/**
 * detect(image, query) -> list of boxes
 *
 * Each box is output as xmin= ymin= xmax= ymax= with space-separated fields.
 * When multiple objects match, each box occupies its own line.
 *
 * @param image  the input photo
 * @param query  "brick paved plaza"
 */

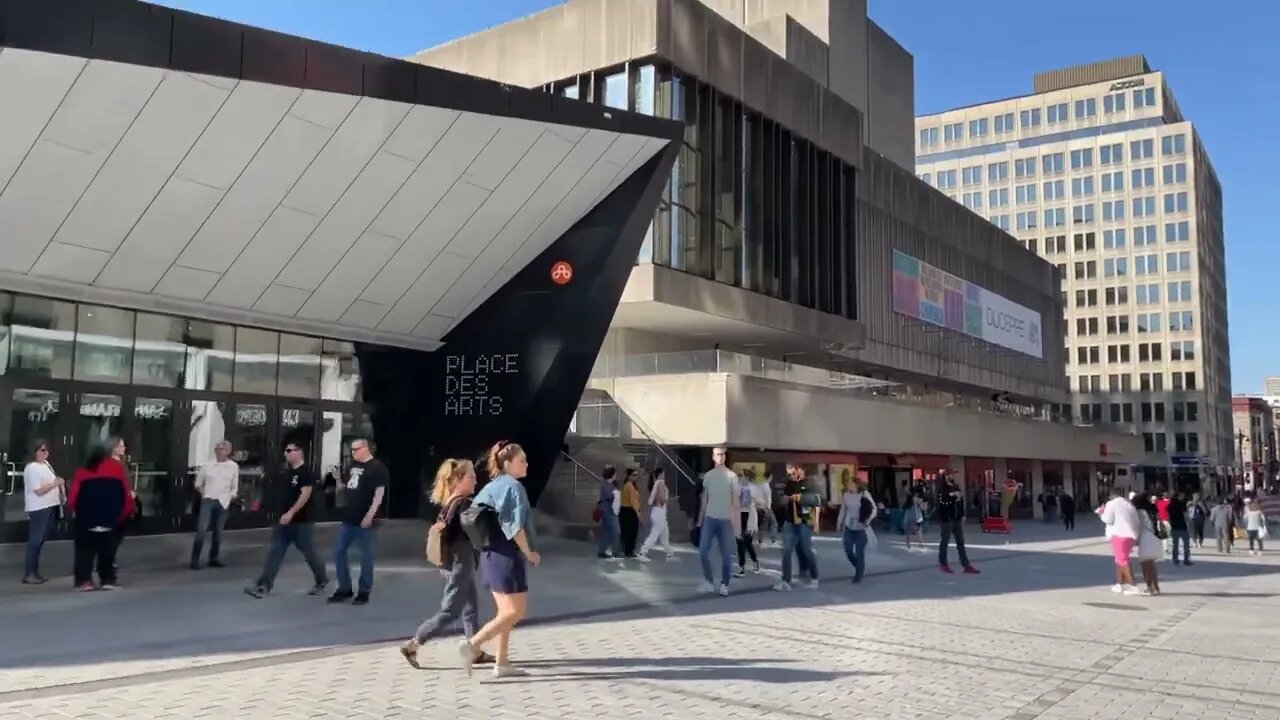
xmin=1 ymin=521 xmax=1278 ymax=720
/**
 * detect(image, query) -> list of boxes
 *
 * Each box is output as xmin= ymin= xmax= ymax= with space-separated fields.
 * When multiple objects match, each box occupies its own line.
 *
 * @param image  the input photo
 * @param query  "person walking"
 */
xmin=1060 ymin=491 xmax=1076 ymax=531
xmin=21 ymin=440 xmax=64 ymax=585
xmin=1133 ymin=495 xmax=1162 ymax=595
xmin=190 ymin=440 xmax=239 ymax=570
xmin=1210 ymin=498 xmax=1234 ymax=553
xmin=1243 ymin=499 xmax=1268 ymax=555
xmin=698 ymin=447 xmax=739 ymax=596
xmin=458 ymin=441 xmax=540 ymax=680
xmin=244 ymin=443 xmax=328 ymax=598
xmin=1098 ymin=487 xmax=1141 ymax=595
xmin=937 ymin=473 xmax=979 ymax=575
xmin=68 ymin=439 xmax=135 ymax=591
xmin=902 ymin=493 xmax=925 ymax=552
xmin=837 ymin=476 xmax=877 ymax=584
xmin=618 ymin=469 xmax=642 ymax=558
xmin=734 ymin=471 xmax=761 ymax=577
xmin=636 ymin=467 xmax=675 ymax=561
xmin=400 ymin=459 xmax=494 ymax=669
xmin=328 ymin=437 xmax=387 ymax=605
xmin=772 ymin=464 xmax=821 ymax=592
xmin=1167 ymin=491 xmax=1192 ymax=566
xmin=595 ymin=466 xmax=620 ymax=559
xmin=1188 ymin=493 xmax=1208 ymax=548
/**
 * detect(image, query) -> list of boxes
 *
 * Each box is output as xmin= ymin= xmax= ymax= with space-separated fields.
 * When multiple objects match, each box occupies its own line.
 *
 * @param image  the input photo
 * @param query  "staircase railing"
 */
xmin=606 ymin=391 xmax=700 ymax=496
xmin=559 ymin=448 xmax=604 ymax=497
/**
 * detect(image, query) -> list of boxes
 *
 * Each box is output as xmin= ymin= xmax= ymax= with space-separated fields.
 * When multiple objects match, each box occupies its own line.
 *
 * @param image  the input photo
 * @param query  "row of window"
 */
xmin=1069 ymin=251 xmax=1194 ymax=280
xmin=1071 ymin=366 xmax=1200 ymax=391
xmin=1073 ymin=313 xmax=1189 ymax=336
xmin=1007 ymin=196 xmax=1191 ymax=230
xmin=1076 ymin=397 xmax=1200 ymax=423
xmin=0 ymin=294 xmax=362 ymax=400
xmin=918 ymin=87 xmax=1165 ymax=148
xmin=929 ymin=149 xmax=1187 ymax=189
xmin=1072 ymin=342 xmax=1197 ymax=365
xmin=1025 ymin=225 xmax=1192 ymax=257
xmin=1072 ymin=282 xmax=1194 ymax=308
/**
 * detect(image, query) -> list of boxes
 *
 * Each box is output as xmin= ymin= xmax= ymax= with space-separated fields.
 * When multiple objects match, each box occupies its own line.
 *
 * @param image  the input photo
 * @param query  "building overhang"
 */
xmin=0 ymin=1 xmax=676 ymax=352
xmin=615 ymin=263 xmax=867 ymax=358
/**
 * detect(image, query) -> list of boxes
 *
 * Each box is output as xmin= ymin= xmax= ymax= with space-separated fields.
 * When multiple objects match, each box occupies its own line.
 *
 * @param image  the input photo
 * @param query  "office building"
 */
xmin=0 ymin=1 xmax=677 ymax=543
xmin=417 ymin=0 xmax=1141 ymax=525
xmin=1265 ymin=377 xmax=1280 ymax=396
xmin=1233 ymin=396 xmax=1275 ymax=493
xmin=916 ymin=56 xmax=1231 ymax=491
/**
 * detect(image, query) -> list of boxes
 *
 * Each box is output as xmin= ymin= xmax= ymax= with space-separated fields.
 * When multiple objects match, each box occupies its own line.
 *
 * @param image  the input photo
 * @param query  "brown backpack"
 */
xmin=426 ymin=496 xmax=467 ymax=567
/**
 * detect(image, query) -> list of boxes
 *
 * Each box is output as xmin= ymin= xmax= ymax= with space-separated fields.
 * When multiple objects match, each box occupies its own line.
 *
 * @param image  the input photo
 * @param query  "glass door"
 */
xmin=224 ymin=400 xmax=273 ymax=530
xmin=317 ymin=409 xmax=377 ymax=522
xmin=121 ymin=393 xmax=185 ymax=534
xmin=0 ymin=385 xmax=73 ymax=544
xmin=278 ymin=405 xmax=318 ymax=522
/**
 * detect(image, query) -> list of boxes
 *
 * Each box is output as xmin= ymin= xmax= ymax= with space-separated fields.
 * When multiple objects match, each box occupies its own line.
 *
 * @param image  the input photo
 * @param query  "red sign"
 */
xmin=1099 ymin=442 xmax=1108 ymax=457
xmin=550 ymin=261 xmax=573 ymax=285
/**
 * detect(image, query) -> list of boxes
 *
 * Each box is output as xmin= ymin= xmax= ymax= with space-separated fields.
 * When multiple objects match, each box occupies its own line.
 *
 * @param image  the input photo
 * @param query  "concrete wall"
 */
xmin=607 ymin=373 xmax=1142 ymax=462
xmin=865 ymin=21 xmax=914 ymax=170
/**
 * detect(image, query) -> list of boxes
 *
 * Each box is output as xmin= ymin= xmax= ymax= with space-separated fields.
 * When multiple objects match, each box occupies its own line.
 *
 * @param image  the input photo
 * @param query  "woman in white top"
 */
xmin=22 ymin=439 xmax=64 ymax=584
xmin=1243 ymin=500 xmax=1268 ymax=555
xmin=637 ymin=468 xmax=675 ymax=561
xmin=734 ymin=474 xmax=763 ymax=576
xmin=1098 ymin=487 xmax=1142 ymax=595
xmin=1132 ymin=495 xmax=1162 ymax=596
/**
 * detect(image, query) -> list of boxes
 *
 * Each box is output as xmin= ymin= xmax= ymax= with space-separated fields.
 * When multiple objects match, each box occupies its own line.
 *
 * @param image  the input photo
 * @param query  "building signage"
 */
xmin=444 ymin=353 xmax=520 ymax=416
xmin=890 ymin=250 xmax=1043 ymax=358
xmin=1109 ymin=78 xmax=1145 ymax=91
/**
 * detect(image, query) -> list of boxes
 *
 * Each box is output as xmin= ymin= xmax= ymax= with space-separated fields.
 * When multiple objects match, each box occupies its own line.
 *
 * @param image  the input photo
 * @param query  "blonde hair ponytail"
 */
xmin=430 ymin=459 xmax=474 ymax=505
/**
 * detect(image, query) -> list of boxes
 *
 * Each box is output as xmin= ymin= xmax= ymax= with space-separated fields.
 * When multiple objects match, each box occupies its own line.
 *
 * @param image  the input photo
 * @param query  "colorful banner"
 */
xmin=891 ymin=250 xmax=1043 ymax=359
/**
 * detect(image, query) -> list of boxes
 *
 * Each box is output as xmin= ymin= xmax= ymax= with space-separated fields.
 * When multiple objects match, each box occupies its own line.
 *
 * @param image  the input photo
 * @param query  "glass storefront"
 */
xmin=0 ymin=291 xmax=370 ymax=543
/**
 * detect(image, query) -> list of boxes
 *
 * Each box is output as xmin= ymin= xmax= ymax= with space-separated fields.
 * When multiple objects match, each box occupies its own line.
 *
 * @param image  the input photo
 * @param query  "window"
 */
xmin=1077 ymin=317 xmax=1099 ymax=336
xmin=1044 ymin=207 xmax=1066 ymax=227
xmin=1099 ymin=143 xmax=1123 ymax=165
xmin=1104 ymin=228 xmax=1126 ymax=248
xmin=601 ymin=70 xmax=629 ymax=109
xmin=1133 ymin=224 xmax=1158 ymax=246
xmin=1071 ymin=176 xmax=1095 ymax=197
xmin=1105 ymin=286 xmax=1129 ymax=306
xmin=1020 ymin=108 xmax=1042 ymax=128
xmin=1133 ymin=87 xmax=1157 ymax=108
xmin=962 ymin=165 xmax=982 ymax=185
xmin=635 ymin=65 xmax=656 ymax=115
xmin=1045 ymin=235 xmax=1067 ymax=254
xmin=1075 ymin=289 xmax=1098 ymax=308
xmin=994 ymin=112 xmax=1015 ymax=133
xmin=944 ymin=122 xmax=964 ymax=142
xmin=937 ymin=170 xmax=957 ymax=188
xmin=919 ymin=127 xmax=940 ymax=147
xmin=1132 ymin=196 xmax=1157 ymax=217
xmin=1015 ymin=157 xmax=1037 ymax=178
xmin=1167 ymin=280 xmax=1193 ymax=301
xmin=1042 ymin=152 xmax=1065 ymax=174
xmin=1163 ymin=192 xmax=1189 ymax=213
xmin=1073 ymin=232 xmax=1096 ymax=251
xmin=1076 ymin=345 xmax=1100 ymax=364
xmin=1161 ymin=134 xmax=1187 ymax=156
xmin=1016 ymin=211 xmax=1038 ymax=231
xmin=1107 ymin=344 xmax=1131 ymax=363
xmin=1130 ymin=139 xmax=1155 ymax=160
xmin=1169 ymin=311 xmax=1194 ymax=332
xmin=1043 ymin=179 xmax=1066 ymax=200
xmin=1104 ymin=93 xmax=1127 ymax=113
xmin=1166 ymin=251 xmax=1192 ymax=272
xmin=1070 ymin=148 xmax=1094 ymax=170
xmin=1136 ymin=312 xmax=1162 ymax=333
xmin=961 ymin=191 xmax=983 ymax=210
xmin=1162 ymin=163 xmax=1187 ymax=184
xmin=988 ymin=188 xmax=1009 ymax=207
xmin=1074 ymin=261 xmax=1097 ymax=280
xmin=1104 ymin=257 xmax=1128 ymax=277
xmin=1172 ymin=371 xmax=1198 ymax=391
xmin=1106 ymin=314 xmax=1130 ymax=334
xmin=1138 ymin=342 xmax=1163 ymax=362
xmin=278 ymin=334 xmax=322 ymax=398
xmin=1131 ymin=167 xmax=1156 ymax=188
xmin=1139 ymin=372 xmax=1165 ymax=392
xmin=1136 ymin=283 xmax=1160 ymax=305
xmin=1170 ymin=340 xmax=1195 ymax=361
xmin=989 ymin=214 xmax=1011 ymax=231
xmin=1141 ymin=402 xmax=1166 ymax=423
xmin=1073 ymin=98 xmax=1097 ymax=119
xmin=1102 ymin=200 xmax=1125 ymax=221
xmin=1134 ymin=253 xmax=1159 ymax=275
xmin=988 ymin=161 xmax=1009 ymax=182
xmin=1101 ymin=171 xmax=1124 ymax=193
xmin=1186 ymin=401 xmax=1200 ymax=422
xmin=1164 ymin=221 xmax=1190 ymax=243
xmin=920 ymin=172 xmax=933 ymax=185
xmin=1072 ymin=204 xmax=1095 ymax=224
xmin=1016 ymin=184 xmax=1038 ymax=204
xmin=1047 ymin=103 xmax=1069 ymax=124
xmin=969 ymin=118 xmax=989 ymax=137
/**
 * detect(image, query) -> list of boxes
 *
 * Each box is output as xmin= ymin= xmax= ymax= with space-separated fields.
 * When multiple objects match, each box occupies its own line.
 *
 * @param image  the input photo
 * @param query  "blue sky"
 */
xmin=158 ymin=0 xmax=1276 ymax=393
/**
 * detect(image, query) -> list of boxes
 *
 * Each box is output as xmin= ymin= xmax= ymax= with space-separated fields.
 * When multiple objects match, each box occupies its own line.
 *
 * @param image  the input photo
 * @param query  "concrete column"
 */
xmin=948 ymin=456 xmax=966 ymax=491
xmin=1062 ymin=462 xmax=1074 ymax=496
xmin=1031 ymin=460 xmax=1045 ymax=520
xmin=1088 ymin=463 xmax=1099 ymax=505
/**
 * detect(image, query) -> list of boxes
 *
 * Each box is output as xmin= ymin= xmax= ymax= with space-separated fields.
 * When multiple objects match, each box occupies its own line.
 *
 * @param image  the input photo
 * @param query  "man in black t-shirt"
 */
xmin=329 ymin=438 xmax=387 ymax=605
xmin=245 ymin=443 xmax=329 ymax=598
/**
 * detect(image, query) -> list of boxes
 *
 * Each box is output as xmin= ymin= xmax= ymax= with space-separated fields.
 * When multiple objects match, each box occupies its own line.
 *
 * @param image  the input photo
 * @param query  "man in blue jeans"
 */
xmin=774 ymin=464 xmax=821 ymax=591
xmin=698 ymin=447 xmax=740 ymax=596
xmin=596 ymin=465 xmax=621 ymax=559
xmin=328 ymin=438 xmax=386 ymax=606
xmin=245 ymin=443 xmax=329 ymax=598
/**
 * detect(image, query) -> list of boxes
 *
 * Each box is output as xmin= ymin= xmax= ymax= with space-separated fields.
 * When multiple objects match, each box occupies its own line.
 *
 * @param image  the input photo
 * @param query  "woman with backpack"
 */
xmin=400 ymin=459 xmax=494 ymax=669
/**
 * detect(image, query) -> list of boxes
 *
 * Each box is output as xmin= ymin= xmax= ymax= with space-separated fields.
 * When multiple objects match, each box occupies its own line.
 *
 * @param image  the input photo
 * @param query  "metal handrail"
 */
xmin=559 ymin=450 xmax=604 ymax=483
xmin=608 ymin=392 xmax=699 ymax=492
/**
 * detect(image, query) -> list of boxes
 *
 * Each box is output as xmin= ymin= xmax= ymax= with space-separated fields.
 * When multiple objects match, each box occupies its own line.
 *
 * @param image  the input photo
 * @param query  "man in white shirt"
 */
xmin=698 ymin=447 xmax=740 ymax=596
xmin=191 ymin=440 xmax=239 ymax=569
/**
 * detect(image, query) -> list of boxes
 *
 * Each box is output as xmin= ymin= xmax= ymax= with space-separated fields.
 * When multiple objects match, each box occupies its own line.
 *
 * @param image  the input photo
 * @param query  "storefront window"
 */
xmin=634 ymin=65 xmax=655 ymax=116
xmin=74 ymin=304 xmax=135 ymax=384
xmin=183 ymin=321 xmax=235 ymax=392
xmin=320 ymin=340 xmax=361 ymax=402
xmin=7 ymin=295 xmax=75 ymax=379
xmin=278 ymin=334 xmax=322 ymax=399
xmin=0 ymin=293 xmax=11 ymax=376
xmin=233 ymin=328 xmax=279 ymax=396
xmin=601 ymin=69 xmax=628 ymax=110
xmin=133 ymin=312 xmax=188 ymax=388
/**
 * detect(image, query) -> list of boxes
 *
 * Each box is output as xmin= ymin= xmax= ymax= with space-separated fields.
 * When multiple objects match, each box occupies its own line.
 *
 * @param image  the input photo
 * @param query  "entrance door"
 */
xmin=278 ymin=405 xmax=319 ymax=521
xmin=0 ymin=386 xmax=72 ymax=544
xmin=223 ymin=400 xmax=273 ymax=531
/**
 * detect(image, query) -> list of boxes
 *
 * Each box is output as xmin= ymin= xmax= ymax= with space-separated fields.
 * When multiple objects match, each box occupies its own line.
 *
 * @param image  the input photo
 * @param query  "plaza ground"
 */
xmin=1 ymin=519 xmax=1278 ymax=719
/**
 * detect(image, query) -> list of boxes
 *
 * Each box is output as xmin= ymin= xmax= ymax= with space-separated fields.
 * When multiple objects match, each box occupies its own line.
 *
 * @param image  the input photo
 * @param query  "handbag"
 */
xmin=425 ymin=521 xmax=450 ymax=567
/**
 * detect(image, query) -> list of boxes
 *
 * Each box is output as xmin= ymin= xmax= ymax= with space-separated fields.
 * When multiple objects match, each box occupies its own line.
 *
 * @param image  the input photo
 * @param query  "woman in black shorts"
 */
xmin=458 ymin=441 xmax=540 ymax=679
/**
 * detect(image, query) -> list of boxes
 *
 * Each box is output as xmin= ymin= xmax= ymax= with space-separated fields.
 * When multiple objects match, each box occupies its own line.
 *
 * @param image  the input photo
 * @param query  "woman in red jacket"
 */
xmin=68 ymin=438 xmax=135 ymax=590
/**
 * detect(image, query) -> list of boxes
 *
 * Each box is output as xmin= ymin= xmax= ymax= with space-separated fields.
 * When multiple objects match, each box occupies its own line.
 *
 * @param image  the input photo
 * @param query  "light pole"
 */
xmin=1236 ymin=430 xmax=1247 ymax=490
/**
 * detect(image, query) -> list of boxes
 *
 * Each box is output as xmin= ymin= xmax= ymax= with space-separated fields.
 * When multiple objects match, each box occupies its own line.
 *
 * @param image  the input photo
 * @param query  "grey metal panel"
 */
xmin=1033 ymin=55 xmax=1151 ymax=93
xmin=705 ymin=5 xmax=744 ymax=99
xmin=739 ymin=30 xmax=773 ymax=112
xmin=667 ymin=0 xmax=709 ymax=80
xmin=784 ymin=16 xmax=828 ymax=86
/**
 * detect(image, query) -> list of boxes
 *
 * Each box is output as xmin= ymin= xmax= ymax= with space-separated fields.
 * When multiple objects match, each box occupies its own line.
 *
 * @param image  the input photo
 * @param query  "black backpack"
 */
xmin=858 ymin=495 xmax=875 ymax=523
xmin=459 ymin=502 xmax=496 ymax=548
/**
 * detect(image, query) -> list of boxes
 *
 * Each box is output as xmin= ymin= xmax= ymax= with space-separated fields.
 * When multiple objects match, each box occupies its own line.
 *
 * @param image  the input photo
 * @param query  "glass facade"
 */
xmin=550 ymin=63 xmax=858 ymax=320
xmin=0 ymin=291 xmax=370 ymax=543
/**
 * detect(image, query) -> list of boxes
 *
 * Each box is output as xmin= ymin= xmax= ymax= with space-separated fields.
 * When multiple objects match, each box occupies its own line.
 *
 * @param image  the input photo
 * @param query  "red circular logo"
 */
xmin=550 ymin=261 xmax=573 ymax=285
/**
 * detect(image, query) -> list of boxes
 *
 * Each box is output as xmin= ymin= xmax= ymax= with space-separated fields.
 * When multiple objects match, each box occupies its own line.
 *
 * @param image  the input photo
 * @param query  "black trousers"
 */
xmin=1063 ymin=512 xmax=1075 ymax=530
xmin=737 ymin=511 xmax=758 ymax=567
xmin=74 ymin=525 xmax=118 ymax=586
xmin=619 ymin=507 xmax=640 ymax=557
xmin=938 ymin=519 xmax=971 ymax=568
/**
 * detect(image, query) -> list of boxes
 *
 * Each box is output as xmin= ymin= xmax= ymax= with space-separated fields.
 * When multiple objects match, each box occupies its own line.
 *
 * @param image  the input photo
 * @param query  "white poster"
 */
xmin=978 ymin=288 xmax=1044 ymax=358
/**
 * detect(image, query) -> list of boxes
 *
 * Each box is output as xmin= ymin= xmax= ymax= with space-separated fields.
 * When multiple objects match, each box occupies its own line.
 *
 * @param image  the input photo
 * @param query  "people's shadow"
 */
xmin=457 ymin=656 xmax=881 ymax=684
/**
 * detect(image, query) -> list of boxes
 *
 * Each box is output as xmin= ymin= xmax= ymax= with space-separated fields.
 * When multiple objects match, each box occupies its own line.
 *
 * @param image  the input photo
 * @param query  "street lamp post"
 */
xmin=1236 ymin=430 xmax=1247 ymax=491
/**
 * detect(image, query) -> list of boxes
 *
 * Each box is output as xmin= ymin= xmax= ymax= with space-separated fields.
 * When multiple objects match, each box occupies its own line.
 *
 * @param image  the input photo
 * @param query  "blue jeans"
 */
xmin=256 ymin=523 xmax=328 ymax=590
xmin=698 ymin=517 xmax=734 ymax=586
xmin=334 ymin=523 xmax=375 ymax=594
xmin=781 ymin=523 xmax=818 ymax=584
xmin=1170 ymin=528 xmax=1191 ymax=563
xmin=25 ymin=506 xmax=58 ymax=577
xmin=597 ymin=511 xmax=619 ymax=554
xmin=415 ymin=544 xmax=480 ymax=643
xmin=191 ymin=498 xmax=228 ymax=566
xmin=842 ymin=527 xmax=868 ymax=582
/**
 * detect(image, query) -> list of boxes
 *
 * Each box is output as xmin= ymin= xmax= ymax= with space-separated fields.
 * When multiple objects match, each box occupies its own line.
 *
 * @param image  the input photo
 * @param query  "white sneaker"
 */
xmin=752 ymin=562 xmax=762 ymax=574
xmin=772 ymin=581 xmax=792 ymax=592
xmin=491 ymin=665 xmax=529 ymax=679
xmin=457 ymin=639 xmax=474 ymax=677
xmin=1110 ymin=584 xmax=1124 ymax=593
xmin=665 ymin=553 xmax=677 ymax=561
xmin=698 ymin=581 xmax=716 ymax=593
xmin=718 ymin=583 xmax=730 ymax=596
xmin=635 ymin=554 xmax=651 ymax=563
xmin=807 ymin=579 xmax=820 ymax=590
xmin=1123 ymin=586 xmax=1148 ymax=596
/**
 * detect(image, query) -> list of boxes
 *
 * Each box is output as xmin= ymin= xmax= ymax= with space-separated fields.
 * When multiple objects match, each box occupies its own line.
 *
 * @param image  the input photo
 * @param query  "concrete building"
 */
xmin=0 ymin=1 xmax=677 ymax=543
xmin=1234 ymin=396 xmax=1276 ymax=493
xmin=416 ymin=0 xmax=1141 ymax=527
xmin=916 ymin=56 xmax=1231 ymax=492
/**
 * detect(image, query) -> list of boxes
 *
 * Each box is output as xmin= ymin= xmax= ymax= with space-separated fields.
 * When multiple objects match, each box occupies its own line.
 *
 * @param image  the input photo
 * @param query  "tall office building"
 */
xmin=916 ymin=56 xmax=1231 ymax=489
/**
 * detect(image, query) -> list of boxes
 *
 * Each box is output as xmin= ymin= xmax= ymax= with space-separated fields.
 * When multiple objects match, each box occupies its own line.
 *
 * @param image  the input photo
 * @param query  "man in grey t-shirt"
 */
xmin=698 ymin=447 xmax=740 ymax=595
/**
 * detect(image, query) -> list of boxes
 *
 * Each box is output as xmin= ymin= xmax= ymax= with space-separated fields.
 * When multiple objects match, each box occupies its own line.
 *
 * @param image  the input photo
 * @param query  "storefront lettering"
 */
xmin=444 ymin=353 xmax=520 ymax=417
xmin=1108 ymin=78 xmax=1145 ymax=91
xmin=984 ymin=307 xmax=1027 ymax=338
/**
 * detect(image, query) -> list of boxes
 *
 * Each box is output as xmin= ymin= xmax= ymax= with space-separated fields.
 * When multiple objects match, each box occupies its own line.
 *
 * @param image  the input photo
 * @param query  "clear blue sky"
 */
xmin=159 ymin=0 xmax=1276 ymax=393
